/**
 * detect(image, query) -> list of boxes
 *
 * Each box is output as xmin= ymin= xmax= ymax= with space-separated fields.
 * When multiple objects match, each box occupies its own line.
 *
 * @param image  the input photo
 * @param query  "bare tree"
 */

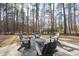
xmin=62 ymin=3 xmax=67 ymax=34
xmin=36 ymin=3 xmax=39 ymax=32
xmin=26 ymin=4 xmax=29 ymax=34
xmin=5 ymin=3 xmax=9 ymax=34
xmin=52 ymin=3 xmax=55 ymax=34
xmin=21 ymin=3 xmax=24 ymax=33
xmin=15 ymin=4 xmax=19 ymax=33
xmin=31 ymin=4 xmax=35 ymax=33
xmin=73 ymin=3 xmax=77 ymax=34
xmin=0 ymin=4 xmax=1 ymax=33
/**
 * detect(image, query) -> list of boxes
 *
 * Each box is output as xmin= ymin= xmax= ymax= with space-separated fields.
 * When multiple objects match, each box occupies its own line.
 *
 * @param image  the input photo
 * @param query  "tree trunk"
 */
xmin=16 ymin=4 xmax=19 ymax=33
xmin=0 ymin=4 xmax=1 ymax=33
xmin=52 ymin=3 xmax=54 ymax=34
xmin=32 ymin=5 xmax=35 ymax=33
xmin=73 ymin=3 xmax=77 ymax=34
xmin=12 ymin=4 xmax=15 ymax=34
xmin=27 ymin=4 xmax=29 ymax=34
xmin=62 ymin=3 xmax=67 ymax=34
xmin=68 ymin=3 xmax=72 ymax=34
xmin=21 ymin=3 xmax=24 ymax=34
xmin=6 ymin=3 xmax=9 ymax=34
xmin=36 ymin=3 xmax=39 ymax=32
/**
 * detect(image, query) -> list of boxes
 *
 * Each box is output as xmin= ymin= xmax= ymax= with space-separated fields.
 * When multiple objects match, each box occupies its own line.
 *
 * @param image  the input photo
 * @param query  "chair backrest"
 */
xmin=55 ymin=32 xmax=60 ymax=37
xmin=35 ymin=38 xmax=45 ymax=47
xmin=42 ymin=42 xmax=57 ymax=56
xmin=35 ymin=32 xmax=41 ymax=38
xmin=51 ymin=32 xmax=60 ymax=42
xmin=21 ymin=38 xmax=29 ymax=44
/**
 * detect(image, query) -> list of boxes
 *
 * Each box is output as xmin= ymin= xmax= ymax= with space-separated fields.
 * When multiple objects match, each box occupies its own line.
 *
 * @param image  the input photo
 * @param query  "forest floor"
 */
xmin=0 ymin=35 xmax=79 ymax=56
xmin=0 ymin=35 xmax=19 ymax=47
xmin=59 ymin=35 xmax=79 ymax=45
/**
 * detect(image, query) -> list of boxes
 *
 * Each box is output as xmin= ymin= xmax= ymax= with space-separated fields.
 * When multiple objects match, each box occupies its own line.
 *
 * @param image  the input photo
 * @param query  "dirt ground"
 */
xmin=0 ymin=35 xmax=79 ymax=56
xmin=0 ymin=35 xmax=79 ymax=47
xmin=0 ymin=35 xmax=19 ymax=47
xmin=59 ymin=35 xmax=79 ymax=44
